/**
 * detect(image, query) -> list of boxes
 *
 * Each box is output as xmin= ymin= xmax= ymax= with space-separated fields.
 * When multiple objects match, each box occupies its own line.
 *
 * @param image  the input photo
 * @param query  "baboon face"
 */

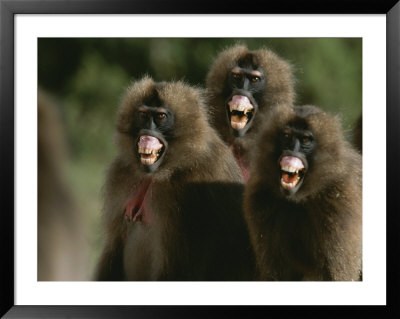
xmin=131 ymin=93 xmax=174 ymax=172
xmin=206 ymin=45 xmax=295 ymax=144
xmin=224 ymin=53 xmax=266 ymax=137
xmin=116 ymin=78 xmax=209 ymax=175
xmin=277 ymin=118 xmax=316 ymax=196
xmin=255 ymin=105 xmax=344 ymax=201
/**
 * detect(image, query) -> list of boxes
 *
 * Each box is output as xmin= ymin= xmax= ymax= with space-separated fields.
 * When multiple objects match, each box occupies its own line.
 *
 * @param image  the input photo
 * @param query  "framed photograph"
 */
xmin=1 ymin=0 xmax=398 ymax=317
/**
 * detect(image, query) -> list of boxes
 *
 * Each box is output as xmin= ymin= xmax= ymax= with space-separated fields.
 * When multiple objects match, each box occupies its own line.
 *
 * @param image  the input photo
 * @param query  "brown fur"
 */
xmin=205 ymin=44 xmax=295 ymax=166
xmin=244 ymin=104 xmax=362 ymax=281
xmin=95 ymin=77 xmax=255 ymax=281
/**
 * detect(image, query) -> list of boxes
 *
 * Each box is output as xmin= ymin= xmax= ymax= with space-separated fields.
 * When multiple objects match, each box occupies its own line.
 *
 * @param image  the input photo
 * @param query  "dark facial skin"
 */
xmin=224 ymin=55 xmax=266 ymax=137
xmin=131 ymin=95 xmax=175 ymax=173
xmin=277 ymin=121 xmax=316 ymax=197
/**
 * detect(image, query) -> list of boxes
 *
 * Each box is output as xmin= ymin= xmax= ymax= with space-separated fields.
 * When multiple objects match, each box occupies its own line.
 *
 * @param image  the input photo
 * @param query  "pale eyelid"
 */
xmin=137 ymin=106 xmax=148 ymax=112
xmin=156 ymin=107 xmax=168 ymax=114
xmin=231 ymin=67 xmax=242 ymax=74
xmin=250 ymin=71 xmax=263 ymax=78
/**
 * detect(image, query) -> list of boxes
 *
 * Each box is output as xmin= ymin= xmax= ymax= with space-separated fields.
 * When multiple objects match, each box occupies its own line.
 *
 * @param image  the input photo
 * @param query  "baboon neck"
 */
xmin=230 ymin=143 xmax=250 ymax=182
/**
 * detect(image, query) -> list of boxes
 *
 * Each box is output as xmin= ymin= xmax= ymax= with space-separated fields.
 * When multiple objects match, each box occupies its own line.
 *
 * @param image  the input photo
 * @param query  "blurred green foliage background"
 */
xmin=38 ymin=38 xmax=362 ymax=279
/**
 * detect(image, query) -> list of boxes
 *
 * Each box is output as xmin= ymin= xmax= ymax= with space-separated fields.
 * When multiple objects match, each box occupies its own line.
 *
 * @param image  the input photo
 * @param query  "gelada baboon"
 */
xmin=95 ymin=77 xmax=255 ymax=281
xmin=244 ymin=104 xmax=362 ymax=281
xmin=205 ymin=44 xmax=295 ymax=180
xmin=38 ymin=89 xmax=88 ymax=280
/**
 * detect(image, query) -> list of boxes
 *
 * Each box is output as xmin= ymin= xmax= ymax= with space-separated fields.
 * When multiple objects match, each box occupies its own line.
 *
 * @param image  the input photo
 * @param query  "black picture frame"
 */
xmin=1 ymin=0 xmax=399 ymax=318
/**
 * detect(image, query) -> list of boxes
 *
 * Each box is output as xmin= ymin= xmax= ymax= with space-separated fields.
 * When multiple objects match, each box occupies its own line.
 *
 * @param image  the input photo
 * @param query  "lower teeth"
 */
xmin=140 ymin=150 xmax=161 ymax=165
xmin=281 ymin=173 xmax=300 ymax=189
xmin=141 ymin=156 xmax=156 ymax=164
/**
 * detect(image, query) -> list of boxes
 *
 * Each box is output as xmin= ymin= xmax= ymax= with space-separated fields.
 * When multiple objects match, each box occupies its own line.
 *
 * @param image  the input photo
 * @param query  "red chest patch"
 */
xmin=230 ymin=144 xmax=250 ymax=182
xmin=125 ymin=178 xmax=153 ymax=224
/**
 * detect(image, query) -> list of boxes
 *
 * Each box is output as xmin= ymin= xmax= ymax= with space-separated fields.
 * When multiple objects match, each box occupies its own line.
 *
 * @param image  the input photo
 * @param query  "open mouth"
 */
xmin=280 ymin=156 xmax=306 ymax=190
xmin=227 ymin=95 xmax=254 ymax=131
xmin=137 ymin=135 xmax=164 ymax=166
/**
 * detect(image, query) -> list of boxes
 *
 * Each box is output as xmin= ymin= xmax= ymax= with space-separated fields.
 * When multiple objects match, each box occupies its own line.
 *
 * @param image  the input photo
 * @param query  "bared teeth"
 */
xmin=280 ymin=156 xmax=305 ymax=190
xmin=138 ymin=147 xmax=162 ymax=165
xmin=229 ymin=104 xmax=254 ymax=114
xmin=231 ymin=121 xmax=247 ymax=130
xmin=138 ymin=147 xmax=160 ymax=155
xmin=231 ymin=115 xmax=248 ymax=130
xmin=281 ymin=165 xmax=300 ymax=174
xmin=228 ymin=95 xmax=254 ymax=113
xmin=140 ymin=156 xmax=157 ymax=165
xmin=137 ymin=135 xmax=164 ymax=166
xmin=228 ymin=95 xmax=253 ymax=130
xmin=280 ymin=168 xmax=303 ymax=189
xmin=281 ymin=175 xmax=301 ymax=189
xmin=139 ymin=151 xmax=160 ymax=165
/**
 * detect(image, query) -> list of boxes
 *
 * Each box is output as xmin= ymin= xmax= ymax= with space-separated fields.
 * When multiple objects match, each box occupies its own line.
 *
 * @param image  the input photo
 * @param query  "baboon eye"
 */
xmin=157 ymin=113 xmax=166 ymax=120
xmin=232 ymin=73 xmax=241 ymax=80
xmin=251 ymin=76 xmax=260 ymax=83
xmin=302 ymin=135 xmax=312 ymax=144
xmin=283 ymin=130 xmax=291 ymax=139
xmin=138 ymin=111 xmax=147 ymax=119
